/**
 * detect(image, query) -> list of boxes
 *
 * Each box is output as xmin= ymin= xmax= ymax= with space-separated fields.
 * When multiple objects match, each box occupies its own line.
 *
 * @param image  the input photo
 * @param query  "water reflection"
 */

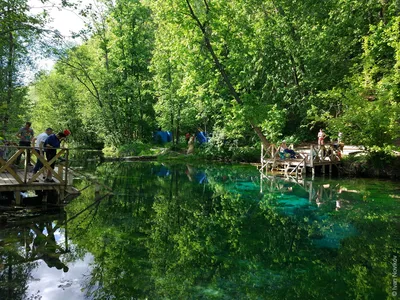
xmin=0 ymin=213 xmax=72 ymax=299
xmin=0 ymin=162 xmax=398 ymax=299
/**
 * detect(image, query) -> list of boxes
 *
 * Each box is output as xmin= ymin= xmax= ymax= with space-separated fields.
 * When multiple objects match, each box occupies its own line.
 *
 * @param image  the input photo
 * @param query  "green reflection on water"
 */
xmin=1 ymin=162 xmax=399 ymax=299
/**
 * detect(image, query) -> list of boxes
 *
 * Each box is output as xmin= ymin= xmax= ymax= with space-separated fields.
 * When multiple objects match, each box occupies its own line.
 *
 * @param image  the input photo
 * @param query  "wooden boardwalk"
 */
xmin=0 ymin=169 xmax=66 ymax=191
xmin=0 ymin=145 xmax=77 ymax=205
xmin=260 ymin=144 xmax=343 ymax=176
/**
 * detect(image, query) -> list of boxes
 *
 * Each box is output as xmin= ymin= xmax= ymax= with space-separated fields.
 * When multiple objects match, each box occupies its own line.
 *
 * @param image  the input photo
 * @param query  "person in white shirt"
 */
xmin=32 ymin=128 xmax=53 ymax=175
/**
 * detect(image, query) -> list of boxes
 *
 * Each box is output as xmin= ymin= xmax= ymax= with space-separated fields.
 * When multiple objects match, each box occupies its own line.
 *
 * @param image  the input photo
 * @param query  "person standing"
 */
xmin=317 ymin=129 xmax=325 ymax=147
xmin=15 ymin=122 xmax=34 ymax=166
xmin=32 ymin=128 xmax=53 ymax=176
xmin=43 ymin=132 xmax=66 ymax=182
xmin=187 ymin=135 xmax=195 ymax=155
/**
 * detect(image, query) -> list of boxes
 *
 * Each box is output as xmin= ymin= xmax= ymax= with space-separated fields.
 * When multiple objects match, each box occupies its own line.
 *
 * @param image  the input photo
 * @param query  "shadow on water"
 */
xmin=0 ymin=161 xmax=399 ymax=299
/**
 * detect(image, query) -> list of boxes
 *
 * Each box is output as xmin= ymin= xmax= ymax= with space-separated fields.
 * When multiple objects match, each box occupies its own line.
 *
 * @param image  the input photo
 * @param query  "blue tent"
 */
xmin=196 ymin=131 xmax=207 ymax=144
xmin=154 ymin=131 xmax=172 ymax=143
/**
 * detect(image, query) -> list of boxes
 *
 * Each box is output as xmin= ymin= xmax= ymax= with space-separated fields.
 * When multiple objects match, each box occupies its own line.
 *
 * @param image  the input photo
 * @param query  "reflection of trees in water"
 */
xmin=65 ymin=163 xmax=399 ymax=299
xmin=0 ymin=174 xmax=114 ymax=300
xmin=0 ymin=258 xmax=37 ymax=300
xmin=0 ymin=213 xmax=70 ymax=299
xmin=27 ymin=221 xmax=69 ymax=272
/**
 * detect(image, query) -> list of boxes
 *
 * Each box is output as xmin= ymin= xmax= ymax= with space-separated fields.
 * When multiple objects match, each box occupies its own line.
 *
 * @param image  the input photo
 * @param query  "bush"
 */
xmin=231 ymin=146 xmax=260 ymax=162
xmin=341 ymin=146 xmax=400 ymax=178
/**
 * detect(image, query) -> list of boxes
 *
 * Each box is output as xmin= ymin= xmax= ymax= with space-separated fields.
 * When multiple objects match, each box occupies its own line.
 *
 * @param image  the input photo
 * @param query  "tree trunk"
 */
xmin=4 ymin=26 xmax=14 ymax=134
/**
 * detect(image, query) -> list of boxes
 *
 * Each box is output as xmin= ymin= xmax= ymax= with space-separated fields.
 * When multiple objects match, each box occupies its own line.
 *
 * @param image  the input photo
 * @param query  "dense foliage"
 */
xmin=1 ymin=0 xmax=399 ymax=152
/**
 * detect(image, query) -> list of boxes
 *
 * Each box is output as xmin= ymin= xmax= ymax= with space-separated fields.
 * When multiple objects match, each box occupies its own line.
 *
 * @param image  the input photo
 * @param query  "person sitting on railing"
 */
xmin=279 ymin=140 xmax=297 ymax=159
xmin=43 ymin=131 xmax=69 ymax=182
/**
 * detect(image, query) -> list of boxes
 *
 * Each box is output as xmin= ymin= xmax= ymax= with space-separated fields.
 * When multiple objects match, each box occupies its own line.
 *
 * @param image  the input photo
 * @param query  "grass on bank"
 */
xmin=102 ymin=141 xmax=260 ymax=163
xmin=102 ymin=141 xmax=400 ymax=178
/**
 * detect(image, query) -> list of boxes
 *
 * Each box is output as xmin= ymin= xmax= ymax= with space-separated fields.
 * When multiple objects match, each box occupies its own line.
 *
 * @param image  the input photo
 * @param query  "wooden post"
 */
xmin=65 ymin=150 xmax=69 ymax=188
xmin=58 ymin=164 xmax=64 ymax=183
xmin=24 ymin=149 xmax=28 ymax=183
xmin=65 ymin=216 xmax=69 ymax=252
xmin=15 ymin=191 xmax=21 ymax=205
xmin=59 ymin=188 xmax=64 ymax=205
xmin=310 ymin=145 xmax=314 ymax=168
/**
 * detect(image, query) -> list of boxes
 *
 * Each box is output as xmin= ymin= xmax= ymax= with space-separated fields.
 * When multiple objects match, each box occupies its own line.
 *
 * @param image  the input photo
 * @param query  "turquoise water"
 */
xmin=0 ymin=162 xmax=399 ymax=299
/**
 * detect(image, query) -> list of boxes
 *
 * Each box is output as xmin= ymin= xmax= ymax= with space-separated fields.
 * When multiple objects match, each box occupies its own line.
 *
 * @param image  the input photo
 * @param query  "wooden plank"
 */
xmin=0 ymin=174 xmax=5 ymax=185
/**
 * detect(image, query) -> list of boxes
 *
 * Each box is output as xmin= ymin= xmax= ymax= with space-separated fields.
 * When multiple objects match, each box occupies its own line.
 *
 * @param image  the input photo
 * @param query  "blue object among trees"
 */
xmin=154 ymin=131 xmax=172 ymax=143
xmin=196 ymin=131 xmax=207 ymax=144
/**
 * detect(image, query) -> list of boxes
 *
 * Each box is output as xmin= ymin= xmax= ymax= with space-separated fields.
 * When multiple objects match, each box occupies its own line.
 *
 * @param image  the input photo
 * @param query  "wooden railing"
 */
xmin=303 ymin=145 xmax=341 ymax=167
xmin=0 ymin=145 xmax=70 ymax=187
xmin=261 ymin=143 xmax=341 ymax=174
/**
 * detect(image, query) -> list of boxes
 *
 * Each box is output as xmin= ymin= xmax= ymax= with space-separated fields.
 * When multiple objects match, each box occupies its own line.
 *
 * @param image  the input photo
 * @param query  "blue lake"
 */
xmin=0 ymin=162 xmax=399 ymax=299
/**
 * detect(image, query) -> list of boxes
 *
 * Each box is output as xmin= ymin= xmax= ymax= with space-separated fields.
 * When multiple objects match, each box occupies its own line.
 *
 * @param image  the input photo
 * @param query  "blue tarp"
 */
xmin=154 ymin=131 xmax=172 ymax=143
xmin=195 ymin=172 xmax=208 ymax=184
xmin=196 ymin=131 xmax=207 ymax=144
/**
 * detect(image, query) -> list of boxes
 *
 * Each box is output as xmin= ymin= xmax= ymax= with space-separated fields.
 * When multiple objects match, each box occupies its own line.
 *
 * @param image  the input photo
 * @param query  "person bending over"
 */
xmin=43 ymin=132 xmax=66 ymax=182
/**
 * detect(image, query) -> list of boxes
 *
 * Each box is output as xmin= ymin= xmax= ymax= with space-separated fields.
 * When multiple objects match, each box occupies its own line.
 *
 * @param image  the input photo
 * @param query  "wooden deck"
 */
xmin=260 ymin=144 xmax=343 ymax=176
xmin=0 ymin=145 xmax=77 ymax=205
xmin=0 ymin=169 xmax=66 ymax=191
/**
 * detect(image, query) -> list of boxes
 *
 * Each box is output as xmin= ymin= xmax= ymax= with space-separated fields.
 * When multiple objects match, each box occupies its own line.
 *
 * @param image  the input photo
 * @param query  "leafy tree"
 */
xmin=0 ymin=0 xmax=47 ymax=136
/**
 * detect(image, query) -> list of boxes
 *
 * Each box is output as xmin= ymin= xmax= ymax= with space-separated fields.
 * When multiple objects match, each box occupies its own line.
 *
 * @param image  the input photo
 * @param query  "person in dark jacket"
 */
xmin=43 ymin=132 xmax=66 ymax=182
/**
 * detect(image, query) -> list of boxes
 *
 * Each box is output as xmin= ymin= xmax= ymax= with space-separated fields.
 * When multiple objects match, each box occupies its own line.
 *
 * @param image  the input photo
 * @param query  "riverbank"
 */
xmin=340 ymin=152 xmax=400 ymax=179
xmin=100 ymin=142 xmax=400 ymax=179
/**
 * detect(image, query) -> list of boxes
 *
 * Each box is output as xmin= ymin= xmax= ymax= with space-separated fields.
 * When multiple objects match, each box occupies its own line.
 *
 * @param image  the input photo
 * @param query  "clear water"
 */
xmin=0 ymin=162 xmax=399 ymax=299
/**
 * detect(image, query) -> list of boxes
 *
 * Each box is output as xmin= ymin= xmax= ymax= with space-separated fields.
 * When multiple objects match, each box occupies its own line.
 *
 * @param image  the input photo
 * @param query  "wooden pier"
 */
xmin=258 ymin=174 xmax=362 ymax=211
xmin=260 ymin=143 xmax=341 ymax=177
xmin=0 ymin=145 xmax=77 ymax=205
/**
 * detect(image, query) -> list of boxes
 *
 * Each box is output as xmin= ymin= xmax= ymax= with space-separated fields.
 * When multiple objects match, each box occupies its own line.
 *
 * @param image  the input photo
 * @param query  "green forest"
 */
xmin=1 ymin=0 xmax=399 ymax=158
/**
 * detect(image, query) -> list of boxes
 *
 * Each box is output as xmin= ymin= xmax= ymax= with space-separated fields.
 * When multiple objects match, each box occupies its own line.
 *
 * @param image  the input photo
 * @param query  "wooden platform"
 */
xmin=260 ymin=144 xmax=342 ymax=176
xmin=0 ymin=169 xmax=64 ymax=191
xmin=0 ymin=146 xmax=77 ymax=205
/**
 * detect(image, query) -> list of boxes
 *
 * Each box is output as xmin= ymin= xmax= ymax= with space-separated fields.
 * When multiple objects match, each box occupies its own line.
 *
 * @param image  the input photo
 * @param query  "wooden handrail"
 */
xmin=0 ymin=145 xmax=70 ymax=184
xmin=289 ymin=157 xmax=305 ymax=175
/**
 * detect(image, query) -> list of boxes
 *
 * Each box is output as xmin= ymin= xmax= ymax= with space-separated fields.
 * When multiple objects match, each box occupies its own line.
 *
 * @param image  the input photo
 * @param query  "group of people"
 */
xmin=279 ymin=141 xmax=297 ymax=159
xmin=278 ymin=129 xmax=343 ymax=160
xmin=6 ymin=122 xmax=71 ymax=182
xmin=317 ymin=129 xmax=343 ymax=147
